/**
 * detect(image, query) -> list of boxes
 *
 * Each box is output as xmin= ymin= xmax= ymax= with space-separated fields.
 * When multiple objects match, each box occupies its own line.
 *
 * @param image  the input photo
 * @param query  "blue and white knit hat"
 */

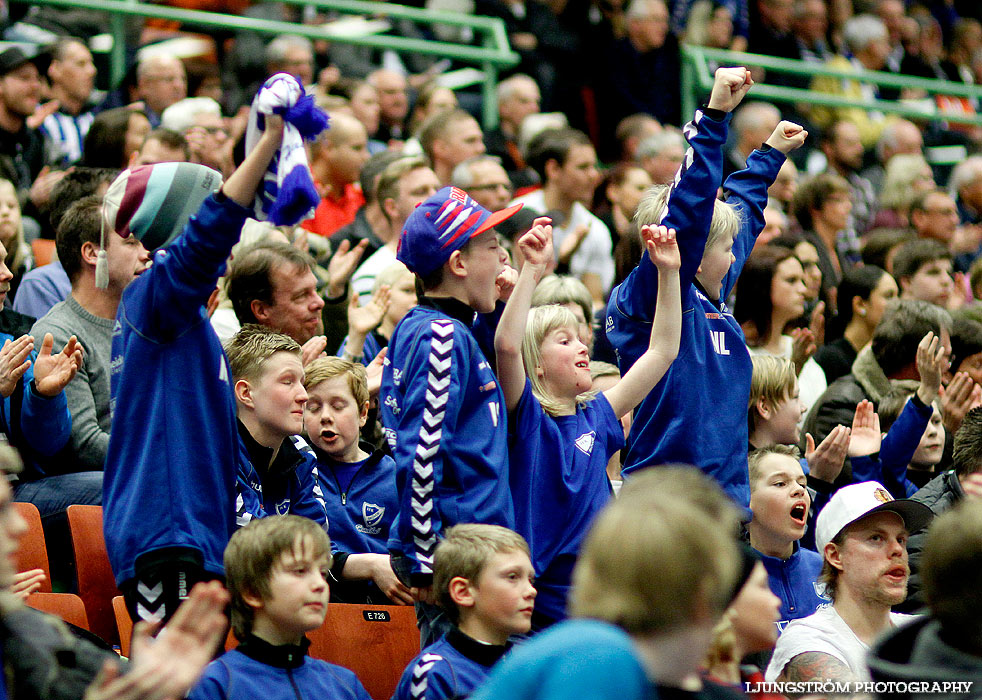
xmin=97 ymin=163 xmax=223 ymax=287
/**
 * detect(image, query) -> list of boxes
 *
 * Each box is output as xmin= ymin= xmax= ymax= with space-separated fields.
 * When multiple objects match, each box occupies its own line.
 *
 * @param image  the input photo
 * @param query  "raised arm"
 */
xmin=721 ymin=121 xmax=806 ymax=298
xmin=604 ymin=225 xmax=681 ymax=419
xmin=494 ymin=217 xmax=554 ymax=413
xmin=610 ymin=67 xmax=752 ymax=323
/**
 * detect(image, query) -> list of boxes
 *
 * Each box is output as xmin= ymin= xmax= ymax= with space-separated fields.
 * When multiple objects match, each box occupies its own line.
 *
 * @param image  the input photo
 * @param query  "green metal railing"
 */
xmin=10 ymin=0 xmax=520 ymax=127
xmin=681 ymin=45 xmax=982 ymax=129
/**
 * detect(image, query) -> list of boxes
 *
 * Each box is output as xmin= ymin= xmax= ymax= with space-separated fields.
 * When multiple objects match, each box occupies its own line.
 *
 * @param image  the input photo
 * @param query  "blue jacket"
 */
xmin=605 ymin=109 xmax=786 ymax=509
xmin=0 ymin=309 xmax=72 ymax=478
xmin=381 ymin=296 xmax=512 ymax=586
xmin=392 ymin=628 xmax=510 ymax=700
xmin=852 ymin=394 xmax=932 ymax=498
xmin=234 ymin=430 xmax=328 ymax=526
xmin=509 ymin=380 xmax=619 ymax=628
xmin=302 ymin=442 xmax=399 ymax=603
xmin=756 ymin=544 xmax=826 ymax=633
xmin=189 ymin=636 xmax=371 ymax=700
xmin=104 ymin=192 xmax=256 ymax=585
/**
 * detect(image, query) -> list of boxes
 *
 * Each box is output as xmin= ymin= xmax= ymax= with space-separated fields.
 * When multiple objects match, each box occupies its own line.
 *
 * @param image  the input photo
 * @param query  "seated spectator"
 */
xmin=869 ymin=500 xmax=982 ymax=691
xmin=949 ymin=155 xmax=982 ymax=226
xmin=393 ymin=525 xmax=536 ymax=700
xmin=725 ymin=102 xmax=780 ymax=182
xmin=636 ymin=128 xmax=685 ymax=186
xmin=338 ymin=261 xmax=414 ymax=365
xmin=332 ymin=80 xmax=383 ymax=153
xmin=860 ymin=119 xmax=923 ymax=196
xmin=226 ymin=241 xmax=327 ymax=357
xmin=0 ymin=47 xmax=51 ymax=207
xmin=484 ymin=74 xmax=540 ymax=187
xmin=299 ymin=357 xmax=408 ymax=604
xmin=130 ymin=128 xmax=190 ymax=167
xmin=820 ymin=120 xmax=877 ymax=235
xmin=809 ymin=15 xmax=896 ymax=149
xmin=0 ymin=179 xmax=32 ymax=303
xmin=792 ymin=0 xmax=832 ymax=64
xmin=703 ymin=549 xmax=783 ymax=695
xmin=367 ymin=69 xmax=409 ymax=144
xmin=805 ymin=265 xmax=897 ymax=401
xmin=792 ymin=172 xmax=856 ymax=294
xmin=81 ymin=107 xmax=151 ymax=169
xmin=450 ymin=156 xmax=515 ymax=219
xmin=328 ymin=150 xmax=403 ymax=259
xmin=613 ymin=114 xmax=661 ymax=166
xmin=803 ymin=299 xmax=951 ymax=484
xmin=470 ymin=467 xmax=742 ymax=700
xmin=13 ymin=167 xmax=119 ymax=319
xmin=766 ymin=481 xmax=933 ymax=682
xmin=893 ymin=238 xmax=954 ymax=309
xmin=348 ymin=156 xmax=439 ymax=304
xmin=188 ymin=515 xmax=371 ymax=700
xmin=910 ymin=189 xmax=960 ymax=253
xmin=861 ymin=227 xmax=913 ymax=276
xmin=903 ymin=408 xmax=982 ymax=613
xmin=598 ymin=0 xmax=681 ymax=142
xmin=31 ymin=195 xmax=149 ymax=475
xmin=594 ymin=163 xmax=652 ymax=287
xmin=872 ymin=153 xmax=935 ymax=230
xmin=134 ymin=54 xmax=187 ymax=127
xmin=41 ymin=37 xmax=97 ymax=167
xmin=513 ymin=128 xmax=613 ymax=305
xmin=735 ymin=245 xmax=809 ymax=365
xmin=302 ymin=113 xmax=369 ymax=238
xmin=681 ymin=0 xmax=739 ymax=54
xmin=160 ymin=97 xmax=233 ymax=176
xmin=419 ymin=109 xmax=486 ymax=186
xmin=0 ymin=445 xmax=231 ymax=700
xmin=746 ymin=445 xmax=826 ymax=631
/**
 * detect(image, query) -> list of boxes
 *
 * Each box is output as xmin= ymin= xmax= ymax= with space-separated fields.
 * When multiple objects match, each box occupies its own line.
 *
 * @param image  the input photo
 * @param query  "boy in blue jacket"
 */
xmin=392 ymin=524 xmax=535 ymax=700
xmin=381 ymin=186 xmax=523 ymax=642
xmin=104 ymin=116 xmax=285 ymax=625
xmin=605 ymin=66 xmax=807 ymax=510
xmin=189 ymin=514 xmax=372 ymax=700
xmin=224 ymin=324 xmax=327 ymax=527
xmin=300 ymin=356 xmax=412 ymax=605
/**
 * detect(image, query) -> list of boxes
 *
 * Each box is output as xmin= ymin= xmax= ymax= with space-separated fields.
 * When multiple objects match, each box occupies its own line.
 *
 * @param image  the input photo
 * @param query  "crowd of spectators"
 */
xmin=0 ymin=0 xmax=982 ymax=697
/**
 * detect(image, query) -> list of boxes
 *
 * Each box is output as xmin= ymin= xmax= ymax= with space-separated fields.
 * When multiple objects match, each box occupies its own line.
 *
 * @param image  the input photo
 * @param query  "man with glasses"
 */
xmin=161 ymin=97 xmax=232 ymax=175
xmin=452 ymin=155 xmax=514 ymax=212
xmin=135 ymin=54 xmax=187 ymax=127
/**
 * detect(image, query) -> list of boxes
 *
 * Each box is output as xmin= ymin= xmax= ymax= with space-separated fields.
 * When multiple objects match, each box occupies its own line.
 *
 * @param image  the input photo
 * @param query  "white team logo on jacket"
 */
xmin=575 ymin=431 xmax=596 ymax=456
xmin=357 ymin=502 xmax=385 ymax=535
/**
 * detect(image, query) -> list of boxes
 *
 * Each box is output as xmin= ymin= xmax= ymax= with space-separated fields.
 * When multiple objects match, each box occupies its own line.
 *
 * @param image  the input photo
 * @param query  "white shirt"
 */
xmin=351 ymin=244 xmax=396 ymax=305
xmin=765 ymin=603 xmax=917 ymax=682
xmin=511 ymin=190 xmax=615 ymax=295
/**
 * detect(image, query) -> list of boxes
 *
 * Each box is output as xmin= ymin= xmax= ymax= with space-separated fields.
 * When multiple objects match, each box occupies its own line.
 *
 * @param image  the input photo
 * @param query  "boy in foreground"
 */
xmin=393 ymin=524 xmax=536 ymax=700
xmin=189 ymin=515 xmax=372 ymax=700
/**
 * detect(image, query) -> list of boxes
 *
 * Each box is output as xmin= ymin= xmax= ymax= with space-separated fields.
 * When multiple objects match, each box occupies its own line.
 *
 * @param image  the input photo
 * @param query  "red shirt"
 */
xmin=302 ymin=182 xmax=365 ymax=237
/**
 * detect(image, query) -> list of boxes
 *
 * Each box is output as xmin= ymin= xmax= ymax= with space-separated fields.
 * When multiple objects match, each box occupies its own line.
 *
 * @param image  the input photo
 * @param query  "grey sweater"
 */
xmin=31 ymin=294 xmax=114 ymax=472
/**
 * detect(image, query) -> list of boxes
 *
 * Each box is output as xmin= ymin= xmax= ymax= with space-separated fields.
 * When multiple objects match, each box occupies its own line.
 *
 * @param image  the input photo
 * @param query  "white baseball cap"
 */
xmin=815 ymin=481 xmax=934 ymax=555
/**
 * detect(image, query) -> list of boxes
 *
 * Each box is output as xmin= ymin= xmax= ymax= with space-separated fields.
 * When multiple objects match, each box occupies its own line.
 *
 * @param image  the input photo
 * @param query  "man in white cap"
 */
xmin=766 ymin=481 xmax=934 ymax=684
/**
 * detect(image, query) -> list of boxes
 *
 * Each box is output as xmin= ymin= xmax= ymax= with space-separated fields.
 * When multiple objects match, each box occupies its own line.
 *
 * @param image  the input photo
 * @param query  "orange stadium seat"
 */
xmin=13 ymin=502 xmax=52 ymax=592
xmin=308 ymin=603 xmax=420 ymax=700
xmin=67 ymin=505 xmax=121 ymax=645
xmin=26 ymin=592 xmax=90 ymax=629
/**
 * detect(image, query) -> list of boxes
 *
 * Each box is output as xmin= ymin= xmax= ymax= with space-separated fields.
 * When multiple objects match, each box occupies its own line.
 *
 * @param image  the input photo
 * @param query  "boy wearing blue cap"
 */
xmin=103 ymin=117 xmax=287 ymax=626
xmin=381 ymin=186 xmax=523 ymax=644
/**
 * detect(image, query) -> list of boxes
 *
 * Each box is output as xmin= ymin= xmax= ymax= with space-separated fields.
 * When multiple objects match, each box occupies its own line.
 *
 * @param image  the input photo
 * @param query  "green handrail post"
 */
xmin=681 ymin=44 xmax=982 ymax=128
xmin=11 ymin=0 xmax=520 ymax=128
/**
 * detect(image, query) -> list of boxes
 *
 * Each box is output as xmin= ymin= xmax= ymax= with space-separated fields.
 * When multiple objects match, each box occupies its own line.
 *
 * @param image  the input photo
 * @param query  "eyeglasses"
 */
xmin=469 ymin=183 xmax=513 ymax=193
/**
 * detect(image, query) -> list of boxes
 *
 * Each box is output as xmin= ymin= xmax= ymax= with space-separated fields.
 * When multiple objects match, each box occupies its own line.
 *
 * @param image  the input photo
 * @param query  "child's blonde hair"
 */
xmin=521 ymin=304 xmax=594 ymax=416
xmin=224 ymin=515 xmax=332 ymax=640
xmin=634 ymin=183 xmax=740 ymax=251
xmin=225 ymin=324 xmax=302 ymax=383
xmin=748 ymin=355 xmax=797 ymax=434
xmin=303 ymin=357 xmax=369 ymax=410
xmin=433 ymin=524 xmax=530 ymax=624
xmin=372 ymin=261 xmax=413 ymax=294
xmin=570 ymin=467 xmax=740 ymax=635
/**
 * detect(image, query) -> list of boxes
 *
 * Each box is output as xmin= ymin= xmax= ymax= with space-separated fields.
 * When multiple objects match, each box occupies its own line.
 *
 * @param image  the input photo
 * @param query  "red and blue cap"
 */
xmin=396 ymin=186 xmax=522 ymax=276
